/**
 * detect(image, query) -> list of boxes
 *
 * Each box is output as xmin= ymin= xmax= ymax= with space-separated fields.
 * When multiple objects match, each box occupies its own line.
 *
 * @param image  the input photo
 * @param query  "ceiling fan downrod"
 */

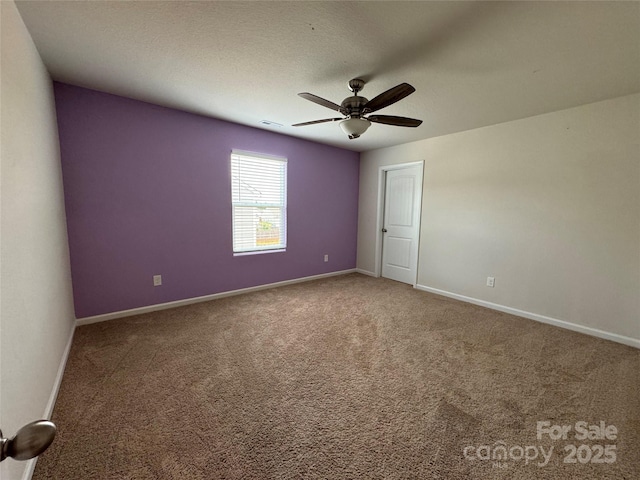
xmin=341 ymin=79 xmax=369 ymax=119
xmin=347 ymin=78 xmax=365 ymax=95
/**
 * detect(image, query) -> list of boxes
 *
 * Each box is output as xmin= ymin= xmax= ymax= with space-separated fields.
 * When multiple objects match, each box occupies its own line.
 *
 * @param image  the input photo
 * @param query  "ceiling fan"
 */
xmin=293 ymin=78 xmax=423 ymax=139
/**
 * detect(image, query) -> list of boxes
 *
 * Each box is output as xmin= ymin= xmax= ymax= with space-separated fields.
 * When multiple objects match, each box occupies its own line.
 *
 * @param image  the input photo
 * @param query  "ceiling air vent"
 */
xmin=259 ymin=120 xmax=283 ymax=128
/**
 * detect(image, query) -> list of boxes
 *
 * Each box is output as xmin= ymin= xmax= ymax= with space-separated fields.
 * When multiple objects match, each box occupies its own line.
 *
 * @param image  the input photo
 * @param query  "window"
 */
xmin=231 ymin=150 xmax=287 ymax=254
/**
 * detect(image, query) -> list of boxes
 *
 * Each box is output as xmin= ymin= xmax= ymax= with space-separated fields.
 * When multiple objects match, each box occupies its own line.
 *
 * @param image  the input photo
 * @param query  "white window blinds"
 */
xmin=231 ymin=151 xmax=287 ymax=254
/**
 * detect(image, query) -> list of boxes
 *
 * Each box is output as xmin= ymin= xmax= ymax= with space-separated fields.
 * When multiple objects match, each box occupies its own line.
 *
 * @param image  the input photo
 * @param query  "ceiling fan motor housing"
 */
xmin=341 ymin=96 xmax=368 ymax=118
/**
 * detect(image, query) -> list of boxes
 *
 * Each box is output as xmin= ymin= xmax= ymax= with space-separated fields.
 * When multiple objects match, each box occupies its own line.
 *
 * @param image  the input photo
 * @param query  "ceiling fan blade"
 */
xmin=363 ymin=83 xmax=416 ymax=113
xmin=292 ymin=118 xmax=343 ymax=127
xmin=367 ymin=115 xmax=423 ymax=127
xmin=298 ymin=93 xmax=344 ymax=113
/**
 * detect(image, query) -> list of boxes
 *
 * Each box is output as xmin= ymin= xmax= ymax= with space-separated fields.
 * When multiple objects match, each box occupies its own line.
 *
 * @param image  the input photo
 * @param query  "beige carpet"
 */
xmin=33 ymin=274 xmax=639 ymax=479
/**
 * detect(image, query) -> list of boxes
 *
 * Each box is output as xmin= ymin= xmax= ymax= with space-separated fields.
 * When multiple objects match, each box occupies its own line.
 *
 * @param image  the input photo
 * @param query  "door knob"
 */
xmin=0 ymin=420 xmax=56 ymax=462
xmin=382 ymin=228 xmax=388 ymax=233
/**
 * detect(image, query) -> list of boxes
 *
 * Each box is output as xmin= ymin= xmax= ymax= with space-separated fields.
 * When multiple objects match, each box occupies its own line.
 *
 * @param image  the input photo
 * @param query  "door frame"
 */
xmin=374 ymin=160 xmax=424 ymax=285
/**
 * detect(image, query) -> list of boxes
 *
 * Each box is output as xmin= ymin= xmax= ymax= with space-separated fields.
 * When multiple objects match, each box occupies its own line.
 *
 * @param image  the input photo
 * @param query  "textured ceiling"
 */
xmin=14 ymin=1 xmax=640 ymax=152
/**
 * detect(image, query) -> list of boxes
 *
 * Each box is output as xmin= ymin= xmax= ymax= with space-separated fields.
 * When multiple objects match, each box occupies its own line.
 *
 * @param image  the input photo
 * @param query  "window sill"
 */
xmin=233 ymin=249 xmax=286 ymax=257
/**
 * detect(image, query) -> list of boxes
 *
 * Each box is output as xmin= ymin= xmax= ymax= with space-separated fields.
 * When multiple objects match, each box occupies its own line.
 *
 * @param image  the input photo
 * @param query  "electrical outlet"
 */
xmin=486 ymin=276 xmax=495 ymax=288
xmin=324 ymin=254 xmax=329 ymax=262
xmin=153 ymin=275 xmax=162 ymax=286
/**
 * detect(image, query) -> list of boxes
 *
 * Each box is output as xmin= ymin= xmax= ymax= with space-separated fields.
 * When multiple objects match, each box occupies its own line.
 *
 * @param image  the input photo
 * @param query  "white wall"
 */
xmin=1 ymin=2 xmax=76 ymax=479
xmin=358 ymin=94 xmax=640 ymax=344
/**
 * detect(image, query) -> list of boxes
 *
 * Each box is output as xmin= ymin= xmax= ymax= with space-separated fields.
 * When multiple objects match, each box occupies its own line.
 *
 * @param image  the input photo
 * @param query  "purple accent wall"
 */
xmin=54 ymin=83 xmax=359 ymax=318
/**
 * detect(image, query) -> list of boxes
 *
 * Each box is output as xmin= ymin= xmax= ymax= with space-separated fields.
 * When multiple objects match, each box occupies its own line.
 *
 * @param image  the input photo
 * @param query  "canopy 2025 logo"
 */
xmin=463 ymin=420 xmax=618 ymax=468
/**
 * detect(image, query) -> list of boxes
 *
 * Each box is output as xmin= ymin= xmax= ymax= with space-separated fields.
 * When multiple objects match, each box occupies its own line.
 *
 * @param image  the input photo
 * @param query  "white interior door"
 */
xmin=381 ymin=164 xmax=423 ymax=284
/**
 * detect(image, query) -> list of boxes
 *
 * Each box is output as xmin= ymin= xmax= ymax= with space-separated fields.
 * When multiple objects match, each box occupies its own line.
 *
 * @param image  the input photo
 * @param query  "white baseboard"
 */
xmin=77 ymin=269 xmax=357 ymax=326
xmin=22 ymin=324 xmax=76 ymax=480
xmin=356 ymin=268 xmax=377 ymax=277
xmin=414 ymin=284 xmax=640 ymax=349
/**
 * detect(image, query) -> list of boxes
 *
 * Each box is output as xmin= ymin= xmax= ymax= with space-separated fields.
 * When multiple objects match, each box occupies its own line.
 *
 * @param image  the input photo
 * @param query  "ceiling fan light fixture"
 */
xmin=339 ymin=118 xmax=371 ymax=139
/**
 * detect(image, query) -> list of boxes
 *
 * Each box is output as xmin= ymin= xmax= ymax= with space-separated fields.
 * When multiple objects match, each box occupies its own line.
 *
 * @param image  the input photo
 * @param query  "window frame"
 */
xmin=230 ymin=150 xmax=287 ymax=256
